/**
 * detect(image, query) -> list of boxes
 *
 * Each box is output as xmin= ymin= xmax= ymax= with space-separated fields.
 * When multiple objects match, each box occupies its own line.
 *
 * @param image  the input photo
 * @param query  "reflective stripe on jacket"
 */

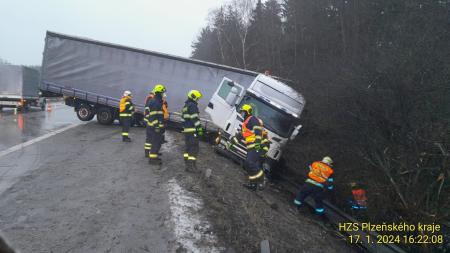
xmin=182 ymin=99 xmax=200 ymax=133
xmin=144 ymin=94 xmax=164 ymax=128
xmin=145 ymin=94 xmax=169 ymax=120
xmin=307 ymin=161 xmax=333 ymax=184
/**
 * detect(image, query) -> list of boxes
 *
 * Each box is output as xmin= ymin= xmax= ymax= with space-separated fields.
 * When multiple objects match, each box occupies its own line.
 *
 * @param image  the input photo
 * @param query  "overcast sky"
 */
xmin=0 ymin=0 xmax=225 ymax=65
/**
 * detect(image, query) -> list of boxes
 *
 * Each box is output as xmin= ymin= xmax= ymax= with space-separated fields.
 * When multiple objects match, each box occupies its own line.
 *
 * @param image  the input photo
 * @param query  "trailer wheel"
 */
xmin=96 ymin=107 xmax=114 ymax=125
xmin=76 ymin=104 xmax=95 ymax=121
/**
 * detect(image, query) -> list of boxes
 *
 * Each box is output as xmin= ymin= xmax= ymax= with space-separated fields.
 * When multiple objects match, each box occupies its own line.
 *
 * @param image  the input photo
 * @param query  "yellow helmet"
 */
xmin=153 ymin=84 xmax=166 ymax=94
xmin=240 ymin=104 xmax=253 ymax=115
xmin=322 ymin=156 xmax=333 ymax=165
xmin=188 ymin=90 xmax=202 ymax=101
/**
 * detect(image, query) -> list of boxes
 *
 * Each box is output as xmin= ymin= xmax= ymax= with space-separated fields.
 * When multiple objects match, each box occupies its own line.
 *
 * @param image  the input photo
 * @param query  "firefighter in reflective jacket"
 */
xmin=181 ymin=90 xmax=204 ymax=172
xmin=119 ymin=90 xmax=134 ymax=142
xmin=144 ymin=84 xmax=166 ymax=165
xmin=294 ymin=156 xmax=334 ymax=214
xmin=143 ymin=91 xmax=170 ymax=156
xmin=349 ymin=182 xmax=368 ymax=210
xmin=233 ymin=104 xmax=264 ymax=190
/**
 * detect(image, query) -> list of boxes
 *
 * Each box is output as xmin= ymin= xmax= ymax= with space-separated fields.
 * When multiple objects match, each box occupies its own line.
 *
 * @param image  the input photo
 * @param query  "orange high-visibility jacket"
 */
xmin=242 ymin=116 xmax=262 ymax=144
xmin=162 ymin=100 xmax=169 ymax=120
xmin=308 ymin=161 xmax=333 ymax=183
xmin=119 ymin=96 xmax=131 ymax=113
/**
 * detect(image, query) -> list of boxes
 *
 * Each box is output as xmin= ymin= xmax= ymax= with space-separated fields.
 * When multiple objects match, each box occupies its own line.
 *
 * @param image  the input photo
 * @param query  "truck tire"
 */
xmin=96 ymin=107 xmax=114 ymax=125
xmin=76 ymin=104 xmax=95 ymax=121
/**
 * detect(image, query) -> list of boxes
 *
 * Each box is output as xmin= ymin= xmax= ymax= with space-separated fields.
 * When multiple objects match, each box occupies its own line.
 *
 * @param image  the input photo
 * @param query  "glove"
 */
xmin=196 ymin=127 xmax=204 ymax=137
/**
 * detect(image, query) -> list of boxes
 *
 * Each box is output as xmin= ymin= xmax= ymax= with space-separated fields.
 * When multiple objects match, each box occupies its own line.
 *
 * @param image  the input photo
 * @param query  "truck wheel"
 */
xmin=77 ymin=104 xmax=95 ymax=121
xmin=96 ymin=107 xmax=114 ymax=125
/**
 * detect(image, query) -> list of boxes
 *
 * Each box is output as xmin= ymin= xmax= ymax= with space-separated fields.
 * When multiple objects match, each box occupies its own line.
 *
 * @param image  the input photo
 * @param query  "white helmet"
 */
xmin=322 ymin=156 xmax=333 ymax=165
xmin=123 ymin=90 xmax=132 ymax=97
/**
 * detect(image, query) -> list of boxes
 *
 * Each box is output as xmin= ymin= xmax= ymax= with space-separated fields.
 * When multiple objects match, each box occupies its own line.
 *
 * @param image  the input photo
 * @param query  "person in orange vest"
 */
xmin=232 ymin=104 xmax=264 ymax=190
xmin=119 ymin=90 xmax=134 ymax=142
xmin=349 ymin=182 xmax=368 ymax=210
xmin=294 ymin=156 xmax=334 ymax=214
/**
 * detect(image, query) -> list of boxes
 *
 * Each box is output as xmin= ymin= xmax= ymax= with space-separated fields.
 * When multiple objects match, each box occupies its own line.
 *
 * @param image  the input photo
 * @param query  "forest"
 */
xmin=191 ymin=0 xmax=450 ymax=238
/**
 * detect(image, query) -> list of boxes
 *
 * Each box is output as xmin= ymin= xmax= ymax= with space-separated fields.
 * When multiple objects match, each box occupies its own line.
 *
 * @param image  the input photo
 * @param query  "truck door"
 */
xmin=205 ymin=77 xmax=244 ymax=130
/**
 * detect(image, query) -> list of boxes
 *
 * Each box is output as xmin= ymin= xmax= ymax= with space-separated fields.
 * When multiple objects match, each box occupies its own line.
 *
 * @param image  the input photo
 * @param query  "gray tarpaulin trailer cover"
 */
xmin=0 ymin=64 xmax=40 ymax=98
xmin=40 ymin=31 xmax=258 ymax=118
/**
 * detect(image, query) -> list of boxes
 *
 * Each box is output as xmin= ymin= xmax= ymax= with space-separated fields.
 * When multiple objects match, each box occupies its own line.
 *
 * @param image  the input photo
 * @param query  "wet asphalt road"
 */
xmin=0 ymin=102 xmax=80 ymax=152
xmin=0 ymin=104 xmax=220 ymax=252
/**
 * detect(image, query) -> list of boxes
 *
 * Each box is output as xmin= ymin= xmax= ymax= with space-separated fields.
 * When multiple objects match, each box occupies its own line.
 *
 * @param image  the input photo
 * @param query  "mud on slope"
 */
xmin=171 ymin=137 xmax=355 ymax=253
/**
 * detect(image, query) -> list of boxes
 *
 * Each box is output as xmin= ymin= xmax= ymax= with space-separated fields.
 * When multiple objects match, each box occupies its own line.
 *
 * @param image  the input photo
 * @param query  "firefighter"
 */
xmin=234 ymin=104 xmax=264 ymax=190
xmin=294 ymin=156 xmax=334 ymax=214
xmin=145 ymin=84 xmax=166 ymax=165
xmin=119 ymin=90 xmax=134 ymax=142
xmin=181 ymin=90 xmax=203 ymax=172
xmin=349 ymin=182 xmax=368 ymax=210
xmin=144 ymin=91 xmax=155 ymax=156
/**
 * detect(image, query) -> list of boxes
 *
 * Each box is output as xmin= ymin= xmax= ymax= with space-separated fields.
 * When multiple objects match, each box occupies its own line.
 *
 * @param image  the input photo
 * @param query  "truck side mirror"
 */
xmin=290 ymin=124 xmax=302 ymax=141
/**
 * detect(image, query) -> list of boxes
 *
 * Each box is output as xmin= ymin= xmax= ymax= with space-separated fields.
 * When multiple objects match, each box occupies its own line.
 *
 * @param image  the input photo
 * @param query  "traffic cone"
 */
xmin=47 ymin=102 xmax=52 ymax=112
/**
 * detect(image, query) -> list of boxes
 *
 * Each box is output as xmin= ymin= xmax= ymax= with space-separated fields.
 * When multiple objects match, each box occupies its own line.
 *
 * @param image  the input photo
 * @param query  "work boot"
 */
xmin=257 ymin=176 xmax=267 ymax=191
xmin=122 ymin=136 xmax=131 ymax=142
xmin=243 ymin=182 xmax=257 ymax=191
xmin=149 ymin=158 xmax=162 ymax=165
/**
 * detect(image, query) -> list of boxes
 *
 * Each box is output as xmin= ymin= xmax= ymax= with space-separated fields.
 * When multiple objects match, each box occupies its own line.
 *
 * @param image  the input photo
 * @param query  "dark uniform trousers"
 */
xmin=296 ymin=183 xmax=325 ymax=212
xmin=246 ymin=149 xmax=263 ymax=182
xmin=147 ymin=127 xmax=163 ymax=159
xmin=121 ymin=116 xmax=131 ymax=138
xmin=184 ymin=133 xmax=199 ymax=160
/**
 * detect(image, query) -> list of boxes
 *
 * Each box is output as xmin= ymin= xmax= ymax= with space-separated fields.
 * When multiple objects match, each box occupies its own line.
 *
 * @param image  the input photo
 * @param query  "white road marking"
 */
xmin=166 ymin=178 xmax=222 ymax=253
xmin=0 ymin=123 xmax=82 ymax=159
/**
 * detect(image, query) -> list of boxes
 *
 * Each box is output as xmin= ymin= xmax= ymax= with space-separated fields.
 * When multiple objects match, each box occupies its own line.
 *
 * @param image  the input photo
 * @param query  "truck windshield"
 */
xmin=238 ymin=94 xmax=297 ymax=138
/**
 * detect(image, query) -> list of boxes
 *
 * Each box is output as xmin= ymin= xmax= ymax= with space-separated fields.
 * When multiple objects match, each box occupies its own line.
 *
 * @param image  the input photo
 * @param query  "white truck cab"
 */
xmin=206 ymin=74 xmax=305 ymax=173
